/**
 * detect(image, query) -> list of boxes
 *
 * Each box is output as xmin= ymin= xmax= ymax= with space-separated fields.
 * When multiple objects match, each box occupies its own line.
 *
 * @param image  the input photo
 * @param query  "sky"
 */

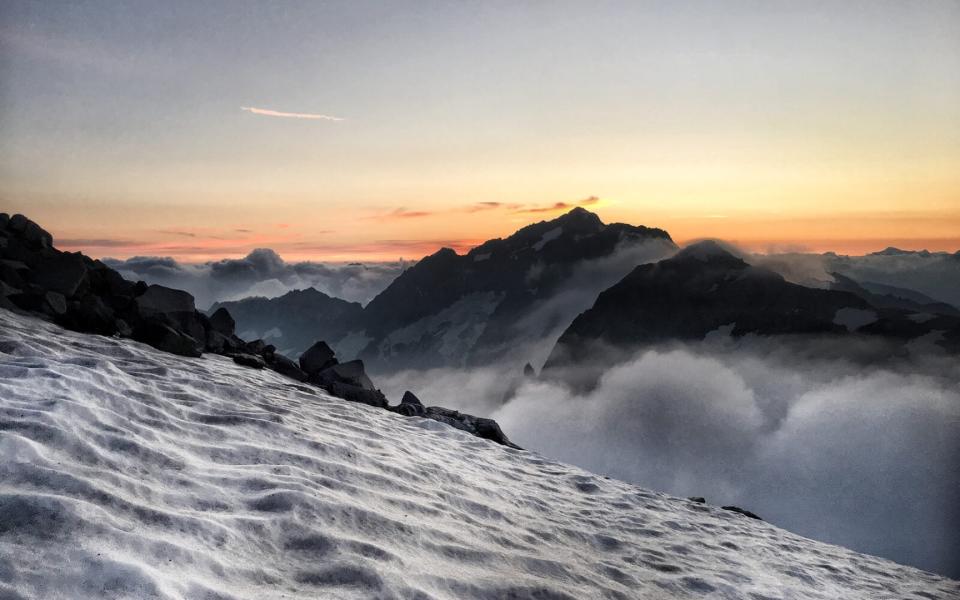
xmin=1 ymin=0 xmax=958 ymax=261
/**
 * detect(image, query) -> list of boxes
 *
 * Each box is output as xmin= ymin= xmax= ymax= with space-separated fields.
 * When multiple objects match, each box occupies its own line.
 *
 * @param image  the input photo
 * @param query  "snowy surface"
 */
xmin=0 ymin=310 xmax=957 ymax=600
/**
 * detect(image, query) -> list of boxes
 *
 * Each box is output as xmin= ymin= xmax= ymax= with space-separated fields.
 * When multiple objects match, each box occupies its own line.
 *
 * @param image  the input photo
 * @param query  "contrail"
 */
xmin=241 ymin=106 xmax=344 ymax=121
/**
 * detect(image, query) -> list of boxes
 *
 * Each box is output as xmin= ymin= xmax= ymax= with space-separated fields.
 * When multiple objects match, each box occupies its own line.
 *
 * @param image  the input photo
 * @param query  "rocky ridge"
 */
xmin=0 ymin=213 xmax=516 ymax=447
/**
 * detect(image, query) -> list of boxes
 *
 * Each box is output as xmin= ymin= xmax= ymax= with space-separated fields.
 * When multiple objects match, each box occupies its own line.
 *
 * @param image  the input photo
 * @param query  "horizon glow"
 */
xmin=1 ymin=1 xmax=958 ymax=261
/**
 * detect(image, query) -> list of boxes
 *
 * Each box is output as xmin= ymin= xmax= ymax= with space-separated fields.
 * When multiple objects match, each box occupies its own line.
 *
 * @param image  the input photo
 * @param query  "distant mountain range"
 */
xmin=202 ymin=209 xmax=959 ymax=376
xmin=545 ymin=241 xmax=960 ymax=374
xmin=214 ymin=208 xmax=677 ymax=370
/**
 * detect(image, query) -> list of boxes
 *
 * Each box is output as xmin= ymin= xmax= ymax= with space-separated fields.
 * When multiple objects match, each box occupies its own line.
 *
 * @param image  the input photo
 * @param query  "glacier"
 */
xmin=0 ymin=309 xmax=957 ymax=600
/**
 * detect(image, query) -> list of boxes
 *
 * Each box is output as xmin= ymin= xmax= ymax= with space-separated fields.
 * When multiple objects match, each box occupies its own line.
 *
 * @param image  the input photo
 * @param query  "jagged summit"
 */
xmin=673 ymin=239 xmax=744 ymax=264
xmin=357 ymin=207 xmax=677 ymax=370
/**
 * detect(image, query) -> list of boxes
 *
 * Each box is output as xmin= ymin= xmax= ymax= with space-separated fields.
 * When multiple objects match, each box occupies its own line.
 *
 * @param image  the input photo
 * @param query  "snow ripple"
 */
xmin=0 ymin=310 xmax=956 ymax=599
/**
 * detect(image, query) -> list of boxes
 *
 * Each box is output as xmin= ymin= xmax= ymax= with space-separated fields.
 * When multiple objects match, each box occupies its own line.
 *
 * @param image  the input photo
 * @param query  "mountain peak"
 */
xmin=674 ymin=240 xmax=743 ymax=264
xmin=552 ymin=206 xmax=604 ymax=230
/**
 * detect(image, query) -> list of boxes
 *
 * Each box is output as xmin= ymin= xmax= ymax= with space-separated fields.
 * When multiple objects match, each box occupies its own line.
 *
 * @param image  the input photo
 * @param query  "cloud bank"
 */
xmin=104 ymin=249 xmax=406 ymax=309
xmin=379 ymin=341 xmax=960 ymax=578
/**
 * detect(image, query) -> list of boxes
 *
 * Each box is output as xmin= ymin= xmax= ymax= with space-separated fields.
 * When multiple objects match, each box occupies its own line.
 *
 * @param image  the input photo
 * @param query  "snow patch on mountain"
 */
xmin=533 ymin=226 xmax=563 ymax=251
xmin=374 ymin=292 xmax=504 ymax=367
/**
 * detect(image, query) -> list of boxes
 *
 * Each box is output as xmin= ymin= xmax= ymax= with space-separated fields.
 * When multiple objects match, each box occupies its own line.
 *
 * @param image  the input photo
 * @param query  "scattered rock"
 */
xmin=722 ymin=506 xmax=762 ymax=520
xmin=8 ymin=214 xmax=53 ymax=249
xmin=30 ymin=253 xmax=89 ymax=298
xmin=244 ymin=339 xmax=268 ymax=355
xmin=269 ymin=354 xmax=308 ymax=382
xmin=313 ymin=359 xmax=375 ymax=391
xmin=0 ymin=212 xmax=522 ymax=449
xmin=688 ymin=497 xmax=706 ymax=504
xmin=299 ymin=341 xmax=338 ymax=375
xmin=135 ymin=284 xmax=196 ymax=317
xmin=393 ymin=391 xmax=426 ymax=417
xmin=132 ymin=319 xmax=202 ymax=358
xmin=208 ymin=307 xmax=236 ymax=336
xmin=61 ymin=295 xmax=118 ymax=336
xmin=232 ymin=354 xmax=266 ymax=369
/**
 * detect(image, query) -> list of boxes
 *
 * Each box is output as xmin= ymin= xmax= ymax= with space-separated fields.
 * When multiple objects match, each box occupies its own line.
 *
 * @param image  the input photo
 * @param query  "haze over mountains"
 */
xmin=181 ymin=209 xmax=960 ymax=378
xmin=215 ymin=208 xmax=678 ymax=368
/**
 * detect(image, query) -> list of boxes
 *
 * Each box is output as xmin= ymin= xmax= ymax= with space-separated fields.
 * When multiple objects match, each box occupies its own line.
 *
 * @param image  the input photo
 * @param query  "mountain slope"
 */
xmin=1 ymin=309 xmax=956 ymax=599
xmin=547 ymin=241 xmax=960 ymax=370
xmin=210 ymin=288 xmax=366 ymax=358
xmin=358 ymin=207 xmax=676 ymax=371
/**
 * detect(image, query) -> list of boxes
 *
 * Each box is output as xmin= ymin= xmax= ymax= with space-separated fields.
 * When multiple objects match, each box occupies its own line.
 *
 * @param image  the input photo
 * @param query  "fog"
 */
xmin=378 ymin=340 xmax=960 ymax=577
xmin=104 ymin=250 xmax=407 ymax=309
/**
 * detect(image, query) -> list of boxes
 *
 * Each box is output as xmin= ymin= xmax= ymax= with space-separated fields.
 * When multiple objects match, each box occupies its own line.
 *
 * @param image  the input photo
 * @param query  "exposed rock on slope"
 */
xmin=0 ymin=213 xmax=515 ymax=447
xmin=546 ymin=240 xmax=960 ymax=370
xmin=1 ymin=308 xmax=956 ymax=599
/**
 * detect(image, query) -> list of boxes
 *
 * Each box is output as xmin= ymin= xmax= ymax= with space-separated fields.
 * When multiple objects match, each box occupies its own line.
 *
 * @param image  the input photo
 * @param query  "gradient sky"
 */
xmin=1 ymin=1 xmax=958 ymax=261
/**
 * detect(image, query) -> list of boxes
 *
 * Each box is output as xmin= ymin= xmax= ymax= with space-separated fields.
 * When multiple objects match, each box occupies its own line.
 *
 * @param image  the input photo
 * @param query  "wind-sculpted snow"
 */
xmin=0 ymin=311 xmax=956 ymax=600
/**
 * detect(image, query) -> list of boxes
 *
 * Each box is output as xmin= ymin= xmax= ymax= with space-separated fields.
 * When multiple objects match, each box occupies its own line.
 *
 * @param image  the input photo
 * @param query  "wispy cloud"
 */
xmin=369 ymin=208 xmax=435 ymax=221
xmin=464 ymin=201 xmax=522 ymax=213
xmin=241 ymin=106 xmax=344 ymax=121
xmin=513 ymin=195 xmax=601 ymax=215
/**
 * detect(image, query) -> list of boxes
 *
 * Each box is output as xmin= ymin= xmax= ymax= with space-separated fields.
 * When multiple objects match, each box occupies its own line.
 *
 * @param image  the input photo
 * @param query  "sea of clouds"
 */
xmin=378 ymin=339 xmax=960 ymax=578
xmin=104 ymin=250 xmax=408 ymax=309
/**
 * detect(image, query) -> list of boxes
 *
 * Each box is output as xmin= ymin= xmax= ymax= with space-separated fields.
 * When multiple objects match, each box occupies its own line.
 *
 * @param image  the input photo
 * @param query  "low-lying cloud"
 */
xmin=379 ymin=341 xmax=960 ymax=578
xmin=104 ymin=249 xmax=406 ymax=309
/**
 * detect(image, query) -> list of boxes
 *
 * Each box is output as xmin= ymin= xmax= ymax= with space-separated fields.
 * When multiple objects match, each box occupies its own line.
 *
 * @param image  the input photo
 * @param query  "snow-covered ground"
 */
xmin=0 ymin=310 xmax=956 ymax=600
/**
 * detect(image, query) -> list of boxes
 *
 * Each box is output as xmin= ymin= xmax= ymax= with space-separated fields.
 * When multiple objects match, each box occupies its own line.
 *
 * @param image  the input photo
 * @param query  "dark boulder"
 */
xmin=0 ymin=280 xmax=19 ymax=298
xmin=393 ymin=390 xmax=426 ymax=417
xmin=472 ymin=417 xmax=516 ymax=447
xmin=688 ymin=497 xmax=706 ymax=504
xmin=299 ymin=341 xmax=338 ymax=375
xmin=422 ymin=406 xmax=520 ymax=449
xmin=87 ymin=262 xmax=135 ymax=298
xmin=722 ymin=506 xmax=762 ymax=520
xmin=312 ymin=359 xmax=374 ymax=391
xmin=208 ymin=307 xmax=236 ymax=336
xmin=244 ymin=339 xmax=267 ymax=355
xmin=323 ymin=381 xmax=388 ymax=409
xmin=135 ymin=284 xmax=196 ymax=316
xmin=523 ymin=362 xmax=536 ymax=377
xmin=232 ymin=353 xmax=266 ymax=369
xmin=7 ymin=214 xmax=53 ymax=250
xmin=269 ymin=354 xmax=308 ymax=382
xmin=205 ymin=330 xmax=232 ymax=353
xmin=0 ymin=260 xmax=28 ymax=289
xmin=10 ymin=290 xmax=67 ymax=317
xmin=61 ymin=295 xmax=118 ymax=336
xmin=30 ymin=253 xmax=90 ymax=298
xmin=132 ymin=319 xmax=202 ymax=358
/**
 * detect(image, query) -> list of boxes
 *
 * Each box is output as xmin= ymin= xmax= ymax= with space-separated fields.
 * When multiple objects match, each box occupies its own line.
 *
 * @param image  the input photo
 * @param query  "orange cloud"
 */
xmin=512 ymin=195 xmax=601 ymax=215
xmin=370 ymin=208 xmax=436 ymax=220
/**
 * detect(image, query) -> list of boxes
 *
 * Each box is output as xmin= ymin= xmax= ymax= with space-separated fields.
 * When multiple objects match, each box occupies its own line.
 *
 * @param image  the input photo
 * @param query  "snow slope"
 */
xmin=0 ymin=309 xmax=956 ymax=600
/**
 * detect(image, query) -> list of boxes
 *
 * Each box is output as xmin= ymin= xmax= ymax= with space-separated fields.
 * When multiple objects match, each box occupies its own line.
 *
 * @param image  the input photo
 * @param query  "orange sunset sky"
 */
xmin=2 ymin=2 xmax=958 ymax=262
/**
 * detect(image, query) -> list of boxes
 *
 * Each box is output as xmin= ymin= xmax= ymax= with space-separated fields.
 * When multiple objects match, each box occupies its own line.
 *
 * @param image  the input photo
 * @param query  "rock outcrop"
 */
xmin=0 ymin=213 xmax=518 ymax=448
